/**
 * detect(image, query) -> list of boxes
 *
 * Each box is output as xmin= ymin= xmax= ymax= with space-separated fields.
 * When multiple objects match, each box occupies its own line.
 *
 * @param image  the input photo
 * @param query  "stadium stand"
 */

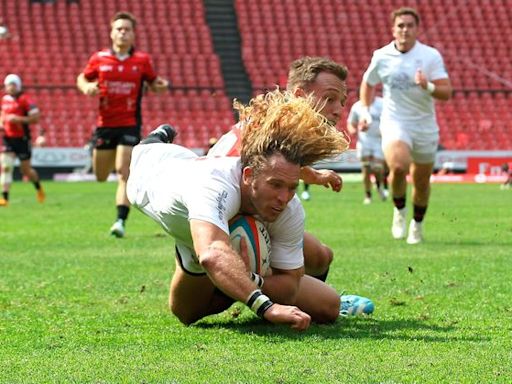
xmin=0 ymin=0 xmax=510 ymax=150
xmin=235 ymin=0 xmax=512 ymax=150
xmin=0 ymin=0 xmax=234 ymax=149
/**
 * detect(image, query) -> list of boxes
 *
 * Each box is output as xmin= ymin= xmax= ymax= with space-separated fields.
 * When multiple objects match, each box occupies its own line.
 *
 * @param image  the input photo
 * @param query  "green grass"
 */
xmin=1 ymin=180 xmax=511 ymax=383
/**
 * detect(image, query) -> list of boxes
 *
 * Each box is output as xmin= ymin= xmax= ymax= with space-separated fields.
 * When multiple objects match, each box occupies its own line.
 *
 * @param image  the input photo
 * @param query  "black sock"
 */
xmin=117 ymin=205 xmax=130 ymax=222
xmin=33 ymin=181 xmax=41 ymax=190
xmin=365 ymin=190 xmax=372 ymax=198
xmin=2 ymin=191 xmax=8 ymax=200
xmin=393 ymin=196 xmax=406 ymax=210
xmin=313 ymin=268 xmax=329 ymax=282
xmin=413 ymin=204 xmax=427 ymax=222
xmin=304 ymin=184 xmax=310 ymax=191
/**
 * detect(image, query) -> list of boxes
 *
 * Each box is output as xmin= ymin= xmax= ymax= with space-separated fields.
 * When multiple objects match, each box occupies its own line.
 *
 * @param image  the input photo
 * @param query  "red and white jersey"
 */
xmin=206 ymin=122 xmax=243 ymax=157
xmin=1 ymin=92 xmax=39 ymax=138
xmin=82 ymin=48 xmax=157 ymax=128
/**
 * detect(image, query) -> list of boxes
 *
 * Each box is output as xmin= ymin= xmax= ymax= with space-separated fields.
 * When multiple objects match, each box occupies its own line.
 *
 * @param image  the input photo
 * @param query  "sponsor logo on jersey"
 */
xmin=99 ymin=65 xmax=113 ymax=72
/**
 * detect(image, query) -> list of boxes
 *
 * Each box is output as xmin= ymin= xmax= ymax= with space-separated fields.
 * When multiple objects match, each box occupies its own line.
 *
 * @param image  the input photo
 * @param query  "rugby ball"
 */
xmin=229 ymin=215 xmax=271 ymax=276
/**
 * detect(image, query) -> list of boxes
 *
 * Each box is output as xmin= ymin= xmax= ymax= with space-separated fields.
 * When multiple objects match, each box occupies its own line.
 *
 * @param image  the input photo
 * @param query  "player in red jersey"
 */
xmin=0 ymin=74 xmax=44 ymax=206
xmin=77 ymin=11 xmax=169 ymax=237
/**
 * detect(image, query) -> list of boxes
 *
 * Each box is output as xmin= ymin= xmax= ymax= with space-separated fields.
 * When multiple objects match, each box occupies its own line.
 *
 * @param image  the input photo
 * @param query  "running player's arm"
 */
xmin=148 ymin=76 xmax=169 ymax=93
xmin=76 ymin=73 xmax=99 ymax=96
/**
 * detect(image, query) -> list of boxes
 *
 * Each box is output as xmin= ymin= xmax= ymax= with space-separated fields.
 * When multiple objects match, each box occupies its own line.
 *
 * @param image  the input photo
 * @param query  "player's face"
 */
xmin=243 ymin=154 xmax=300 ymax=222
xmin=4 ymin=83 xmax=18 ymax=95
xmin=110 ymin=18 xmax=135 ymax=50
xmin=392 ymin=14 xmax=418 ymax=51
xmin=302 ymin=72 xmax=346 ymax=126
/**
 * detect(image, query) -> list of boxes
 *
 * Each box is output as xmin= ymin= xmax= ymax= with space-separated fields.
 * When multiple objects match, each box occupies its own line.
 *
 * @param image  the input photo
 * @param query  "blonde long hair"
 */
xmin=235 ymin=89 xmax=349 ymax=173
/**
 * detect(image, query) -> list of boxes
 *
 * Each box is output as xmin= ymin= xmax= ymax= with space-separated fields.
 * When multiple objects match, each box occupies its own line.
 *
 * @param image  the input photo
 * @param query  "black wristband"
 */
xmin=256 ymin=299 xmax=274 ymax=317
xmin=250 ymin=272 xmax=264 ymax=288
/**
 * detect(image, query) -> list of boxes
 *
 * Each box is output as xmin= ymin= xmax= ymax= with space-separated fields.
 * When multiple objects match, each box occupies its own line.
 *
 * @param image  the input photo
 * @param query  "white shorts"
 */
xmin=175 ymin=243 xmax=206 ymax=275
xmin=381 ymin=120 xmax=439 ymax=164
xmin=356 ymin=136 xmax=384 ymax=160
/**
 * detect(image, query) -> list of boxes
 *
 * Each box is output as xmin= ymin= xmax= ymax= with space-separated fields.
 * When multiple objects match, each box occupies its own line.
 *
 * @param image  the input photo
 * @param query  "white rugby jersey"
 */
xmin=363 ymin=41 xmax=448 ymax=125
xmin=127 ymin=143 xmax=305 ymax=270
xmin=347 ymin=97 xmax=383 ymax=140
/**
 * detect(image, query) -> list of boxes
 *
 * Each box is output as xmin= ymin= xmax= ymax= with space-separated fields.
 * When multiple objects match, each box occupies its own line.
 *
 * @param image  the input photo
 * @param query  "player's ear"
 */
xmin=242 ymin=166 xmax=254 ymax=185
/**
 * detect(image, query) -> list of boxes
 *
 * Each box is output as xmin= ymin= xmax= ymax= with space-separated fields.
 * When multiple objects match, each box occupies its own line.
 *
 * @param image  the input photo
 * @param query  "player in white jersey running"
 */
xmin=128 ymin=90 xmax=375 ymax=330
xmin=359 ymin=7 xmax=453 ymax=244
xmin=347 ymin=94 xmax=387 ymax=205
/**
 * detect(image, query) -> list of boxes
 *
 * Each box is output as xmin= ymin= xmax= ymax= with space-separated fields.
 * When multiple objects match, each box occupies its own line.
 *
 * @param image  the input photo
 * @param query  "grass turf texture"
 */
xmin=1 ymin=180 xmax=511 ymax=383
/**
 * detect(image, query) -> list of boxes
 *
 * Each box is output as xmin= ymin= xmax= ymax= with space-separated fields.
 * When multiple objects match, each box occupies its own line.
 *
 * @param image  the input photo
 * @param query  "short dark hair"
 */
xmin=287 ymin=57 xmax=348 ymax=91
xmin=111 ymin=11 xmax=137 ymax=29
xmin=391 ymin=7 xmax=420 ymax=26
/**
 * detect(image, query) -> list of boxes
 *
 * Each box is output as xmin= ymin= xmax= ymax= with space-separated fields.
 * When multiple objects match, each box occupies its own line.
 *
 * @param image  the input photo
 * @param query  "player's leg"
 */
xmin=372 ymin=158 xmax=387 ymax=201
xmin=140 ymin=124 xmax=177 ymax=144
xmin=109 ymin=144 xmax=133 ymax=237
xmin=0 ymin=152 xmax=15 ymax=205
xmin=301 ymin=183 xmax=311 ymax=201
xmin=169 ymin=259 xmax=234 ymax=325
xmin=303 ymin=231 xmax=333 ymax=281
xmin=292 ymin=275 xmax=340 ymax=323
xmin=19 ymin=158 xmax=45 ymax=202
xmin=384 ymin=140 xmax=412 ymax=239
xmin=92 ymin=148 xmax=116 ymax=181
xmin=361 ymin=155 xmax=372 ymax=204
xmin=407 ymin=161 xmax=434 ymax=244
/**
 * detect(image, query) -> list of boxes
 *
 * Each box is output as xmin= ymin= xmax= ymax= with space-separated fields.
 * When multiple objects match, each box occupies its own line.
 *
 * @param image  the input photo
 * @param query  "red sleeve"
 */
xmin=82 ymin=53 xmax=99 ymax=80
xmin=21 ymin=94 xmax=38 ymax=114
xmin=143 ymin=54 xmax=158 ymax=83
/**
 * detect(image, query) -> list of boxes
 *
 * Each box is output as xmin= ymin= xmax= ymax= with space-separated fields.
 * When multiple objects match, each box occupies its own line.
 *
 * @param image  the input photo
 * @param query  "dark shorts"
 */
xmin=2 ymin=137 xmax=32 ymax=161
xmin=93 ymin=126 xmax=141 ymax=150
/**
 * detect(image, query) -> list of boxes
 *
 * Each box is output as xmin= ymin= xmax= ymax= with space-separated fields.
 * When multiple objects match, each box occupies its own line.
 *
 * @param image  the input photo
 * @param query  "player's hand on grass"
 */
xmin=263 ymin=303 xmax=311 ymax=331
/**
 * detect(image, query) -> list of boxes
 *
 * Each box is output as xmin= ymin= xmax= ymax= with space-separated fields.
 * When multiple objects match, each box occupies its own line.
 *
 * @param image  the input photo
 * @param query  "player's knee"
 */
xmin=392 ymin=163 xmax=409 ymax=177
xmin=305 ymin=245 xmax=333 ymax=274
xmin=0 ymin=156 xmax=14 ymax=184
xmin=116 ymin=168 xmax=130 ymax=182
xmin=318 ymin=245 xmax=333 ymax=268
xmin=314 ymin=300 xmax=339 ymax=324
xmin=169 ymin=302 xmax=198 ymax=326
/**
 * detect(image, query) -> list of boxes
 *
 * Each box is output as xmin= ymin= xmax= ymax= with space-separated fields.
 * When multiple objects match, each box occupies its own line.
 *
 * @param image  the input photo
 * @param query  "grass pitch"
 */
xmin=1 ymin=180 xmax=511 ymax=383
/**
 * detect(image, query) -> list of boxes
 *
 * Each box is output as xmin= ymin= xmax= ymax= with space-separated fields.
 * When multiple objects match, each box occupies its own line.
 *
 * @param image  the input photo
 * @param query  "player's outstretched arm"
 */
xmin=300 ymin=166 xmax=343 ymax=192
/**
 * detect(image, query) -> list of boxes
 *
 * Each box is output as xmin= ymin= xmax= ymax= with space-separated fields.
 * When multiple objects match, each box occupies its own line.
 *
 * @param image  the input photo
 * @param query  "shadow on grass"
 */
xmin=195 ymin=316 xmax=488 ymax=343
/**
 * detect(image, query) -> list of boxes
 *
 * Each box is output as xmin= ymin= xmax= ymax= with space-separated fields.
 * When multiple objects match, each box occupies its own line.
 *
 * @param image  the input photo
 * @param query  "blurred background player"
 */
xmin=347 ymin=92 xmax=387 ymax=204
xmin=0 ymin=74 xmax=44 ymax=207
xmin=208 ymin=56 xmax=347 ymax=283
xmin=359 ymin=7 xmax=453 ymax=244
xmin=76 ymin=11 xmax=169 ymax=238
xmin=500 ymin=163 xmax=512 ymax=190
xmin=0 ymin=18 xmax=10 ymax=40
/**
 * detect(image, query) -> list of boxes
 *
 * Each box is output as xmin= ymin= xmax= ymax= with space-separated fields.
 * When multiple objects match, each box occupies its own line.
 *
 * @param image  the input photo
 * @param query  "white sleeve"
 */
xmin=347 ymin=103 xmax=360 ymax=125
xmin=265 ymin=196 xmax=305 ymax=270
xmin=185 ymin=171 xmax=240 ymax=235
xmin=206 ymin=130 xmax=238 ymax=157
xmin=428 ymin=49 xmax=449 ymax=81
xmin=362 ymin=52 xmax=382 ymax=86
